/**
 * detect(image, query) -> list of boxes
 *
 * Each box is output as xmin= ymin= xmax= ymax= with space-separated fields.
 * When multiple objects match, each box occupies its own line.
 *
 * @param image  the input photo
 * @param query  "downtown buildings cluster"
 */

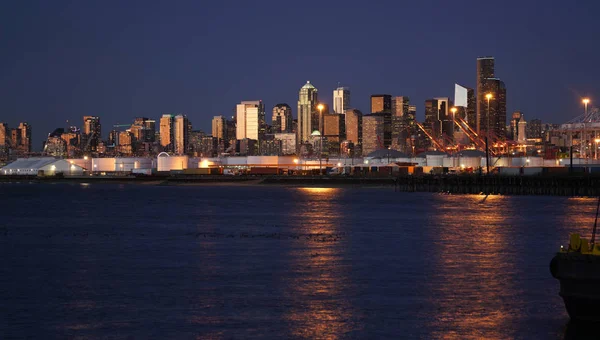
xmin=1 ymin=56 xmax=587 ymax=164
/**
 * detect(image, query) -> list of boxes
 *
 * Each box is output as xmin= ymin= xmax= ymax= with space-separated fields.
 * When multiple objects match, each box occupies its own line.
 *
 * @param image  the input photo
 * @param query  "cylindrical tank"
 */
xmin=157 ymin=155 xmax=189 ymax=171
xmin=92 ymin=158 xmax=116 ymax=172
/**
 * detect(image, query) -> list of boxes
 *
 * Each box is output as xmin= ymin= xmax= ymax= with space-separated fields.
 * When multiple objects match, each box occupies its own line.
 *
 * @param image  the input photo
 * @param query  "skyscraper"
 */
xmin=476 ymin=56 xmax=495 ymax=134
xmin=297 ymin=81 xmax=318 ymax=144
xmin=160 ymin=114 xmax=175 ymax=152
xmin=424 ymin=99 xmax=440 ymax=139
xmin=370 ymin=94 xmax=392 ymax=114
xmin=82 ymin=116 xmax=101 ymax=153
xmin=362 ymin=115 xmax=384 ymax=156
xmin=333 ymin=87 xmax=350 ymax=114
xmin=391 ymin=96 xmax=409 ymax=117
xmin=454 ymin=84 xmax=476 ymax=127
xmin=236 ymin=100 xmax=265 ymax=141
xmin=435 ymin=97 xmax=454 ymax=141
xmin=481 ymin=78 xmax=507 ymax=140
xmin=173 ymin=114 xmax=190 ymax=155
xmin=212 ymin=115 xmax=227 ymax=141
xmin=370 ymin=94 xmax=392 ymax=148
xmin=345 ymin=108 xmax=363 ymax=156
xmin=272 ymin=104 xmax=293 ymax=133
xmin=527 ymin=119 xmax=542 ymax=139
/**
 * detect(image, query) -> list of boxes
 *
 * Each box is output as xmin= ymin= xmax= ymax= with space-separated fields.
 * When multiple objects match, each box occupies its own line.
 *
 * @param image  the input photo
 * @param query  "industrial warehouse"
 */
xmin=1 ymin=151 xmax=598 ymax=178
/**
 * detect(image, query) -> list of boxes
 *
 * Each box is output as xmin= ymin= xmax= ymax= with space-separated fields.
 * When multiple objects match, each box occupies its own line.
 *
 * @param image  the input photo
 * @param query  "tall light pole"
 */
xmin=583 ymin=98 xmax=590 ymax=159
xmin=450 ymin=107 xmax=458 ymax=151
xmin=485 ymin=93 xmax=493 ymax=174
xmin=317 ymin=103 xmax=324 ymax=176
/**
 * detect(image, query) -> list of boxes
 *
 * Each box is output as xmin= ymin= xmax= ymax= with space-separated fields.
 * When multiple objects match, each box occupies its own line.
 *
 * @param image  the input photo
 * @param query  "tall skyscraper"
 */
xmin=435 ymin=97 xmax=454 ymax=140
xmin=391 ymin=96 xmax=409 ymax=117
xmin=297 ymin=81 xmax=318 ymax=144
xmin=371 ymin=94 xmax=392 ymax=114
xmin=424 ymin=99 xmax=440 ymax=139
xmin=345 ymin=108 xmax=363 ymax=156
xmin=160 ymin=114 xmax=175 ymax=152
xmin=370 ymin=94 xmax=392 ymax=148
xmin=212 ymin=115 xmax=227 ymax=141
xmin=362 ymin=115 xmax=384 ymax=156
xmin=272 ymin=104 xmax=293 ymax=133
xmin=82 ymin=116 xmax=101 ymax=153
xmin=173 ymin=114 xmax=190 ymax=155
xmin=476 ymin=56 xmax=495 ymax=134
xmin=323 ymin=113 xmax=346 ymax=156
xmin=454 ymin=84 xmax=476 ymax=127
xmin=481 ymin=78 xmax=507 ymax=140
xmin=333 ymin=86 xmax=350 ymax=114
xmin=236 ymin=100 xmax=265 ymax=141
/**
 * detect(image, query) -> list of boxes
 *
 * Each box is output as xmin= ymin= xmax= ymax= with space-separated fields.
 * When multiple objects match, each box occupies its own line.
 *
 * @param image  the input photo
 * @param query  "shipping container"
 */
xmin=249 ymin=167 xmax=280 ymax=175
xmin=183 ymin=168 xmax=211 ymax=175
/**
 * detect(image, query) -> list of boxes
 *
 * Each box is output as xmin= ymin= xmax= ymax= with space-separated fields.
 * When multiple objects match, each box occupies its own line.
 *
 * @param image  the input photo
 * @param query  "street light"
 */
xmin=317 ymin=103 xmax=324 ymax=175
xmin=582 ymin=98 xmax=591 ymax=159
xmin=485 ymin=93 xmax=493 ymax=174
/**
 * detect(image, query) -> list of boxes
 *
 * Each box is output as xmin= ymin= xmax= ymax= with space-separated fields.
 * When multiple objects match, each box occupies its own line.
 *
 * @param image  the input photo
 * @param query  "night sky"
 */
xmin=1 ymin=1 xmax=599 ymax=150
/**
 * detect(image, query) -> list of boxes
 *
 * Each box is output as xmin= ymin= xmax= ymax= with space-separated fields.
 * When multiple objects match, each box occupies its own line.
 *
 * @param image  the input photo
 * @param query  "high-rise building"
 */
xmin=454 ymin=84 xmax=476 ymax=127
xmin=333 ymin=87 xmax=350 ymax=114
xmin=212 ymin=115 xmax=227 ymax=141
xmin=297 ymin=81 xmax=318 ymax=144
xmin=370 ymin=94 xmax=392 ymax=114
xmin=435 ymin=97 xmax=454 ymax=141
xmin=273 ymin=133 xmax=296 ymax=155
xmin=173 ymin=114 xmax=190 ymax=155
xmin=10 ymin=122 xmax=32 ymax=156
xmin=345 ymin=108 xmax=363 ymax=156
xmin=82 ymin=116 xmax=101 ymax=153
xmin=476 ymin=57 xmax=507 ymax=140
xmin=0 ymin=123 xmax=9 ymax=160
xmin=43 ymin=128 xmax=67 ymax=157
xmin=424 ymin=99 xmax=440 ymax=139
xmin=370 ymin=94 xmax=392 ymax=148
xmin=510 ymin=111 xmax=523 ymax=141
xmin=476 ymin=56 xmax=495 ymax=134
xmin=130 ymin=117 xmax=155 ymax=143
xmin=362 ymin=115 xmax=384 ymax=156
xmin=480 ymin=78 xmax=507 ymax=140
xmin=527 ymin=119 xmax=542 ymax=139
xmin=517 ymin=115 xmax=527 ymax=143
xmin=272 ymin=104 xmax=293 ymax=133
xmin=160 ymin=114 xmax=175 ymax=152
xmin=236 ymin=100 xmax=265 ymax=141
xmin=323 ymin=113 xmax=346 ymax=156
xmin=391 ymin=96 xmax=409 ymax=117
xmin=117 ymin=130 xmax=134 ymax=155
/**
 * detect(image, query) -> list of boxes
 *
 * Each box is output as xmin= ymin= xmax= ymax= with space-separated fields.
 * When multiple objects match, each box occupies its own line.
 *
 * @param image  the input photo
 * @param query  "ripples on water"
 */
xmin=0 ymin=183 xmax=595 ymax=339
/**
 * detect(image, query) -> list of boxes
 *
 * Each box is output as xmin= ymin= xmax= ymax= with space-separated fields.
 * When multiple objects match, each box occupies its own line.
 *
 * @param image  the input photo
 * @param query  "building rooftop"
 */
xmin=301 ymin=81 xmax=315 ymax=89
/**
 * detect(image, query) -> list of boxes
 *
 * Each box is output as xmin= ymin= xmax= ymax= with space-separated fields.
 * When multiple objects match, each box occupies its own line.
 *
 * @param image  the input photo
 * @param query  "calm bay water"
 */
xmin=0 ymin=183 xmax=595 ymax=339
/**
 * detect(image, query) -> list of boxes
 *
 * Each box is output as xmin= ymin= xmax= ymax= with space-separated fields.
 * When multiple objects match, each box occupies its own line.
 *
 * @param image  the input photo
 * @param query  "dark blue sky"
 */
xmin=1 ymin=1 xmax=599 ymax=150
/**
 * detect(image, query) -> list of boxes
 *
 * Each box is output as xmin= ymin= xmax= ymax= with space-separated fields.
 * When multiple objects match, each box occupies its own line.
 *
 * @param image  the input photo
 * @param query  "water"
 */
xmin=0 ymin=183 xmax=594 ymax=339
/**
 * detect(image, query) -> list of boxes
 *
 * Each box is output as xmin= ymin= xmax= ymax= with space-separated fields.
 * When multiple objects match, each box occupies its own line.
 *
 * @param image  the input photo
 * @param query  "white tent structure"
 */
xmin=0 ymin=157 xmax=85 ymax=176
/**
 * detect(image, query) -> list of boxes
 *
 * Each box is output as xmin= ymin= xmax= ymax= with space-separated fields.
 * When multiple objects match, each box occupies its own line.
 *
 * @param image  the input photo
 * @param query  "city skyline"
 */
xmin=1 ymin=1 xmax=599 ymax=149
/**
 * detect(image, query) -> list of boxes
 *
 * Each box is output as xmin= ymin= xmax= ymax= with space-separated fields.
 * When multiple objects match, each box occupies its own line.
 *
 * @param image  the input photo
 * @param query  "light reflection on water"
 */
xmin=284 ymin=187 xmax=355 ymax=339
xmin=1 ymin=184 xmax=598 ymax=339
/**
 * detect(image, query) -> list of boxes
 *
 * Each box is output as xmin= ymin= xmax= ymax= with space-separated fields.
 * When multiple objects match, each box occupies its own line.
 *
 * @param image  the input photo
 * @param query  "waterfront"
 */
xmin=0 ymin=183 xmax=595 ymax=338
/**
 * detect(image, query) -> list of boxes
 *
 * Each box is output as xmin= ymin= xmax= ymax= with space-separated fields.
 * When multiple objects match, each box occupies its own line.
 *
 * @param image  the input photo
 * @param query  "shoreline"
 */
xmin=1 ymin=174 xmax=599 ymax=196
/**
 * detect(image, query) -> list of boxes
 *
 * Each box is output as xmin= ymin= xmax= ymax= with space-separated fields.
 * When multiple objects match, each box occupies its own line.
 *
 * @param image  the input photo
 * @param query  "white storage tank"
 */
xmin=157 ymin=153 xmax=188 ymax=171
xmin=92 ymin=158 xmax=116 ymax=172
xmin=425 ymin=155 xmax=445 ymax=167
xmin=459 ymin=157 xmax=482 ymax=169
